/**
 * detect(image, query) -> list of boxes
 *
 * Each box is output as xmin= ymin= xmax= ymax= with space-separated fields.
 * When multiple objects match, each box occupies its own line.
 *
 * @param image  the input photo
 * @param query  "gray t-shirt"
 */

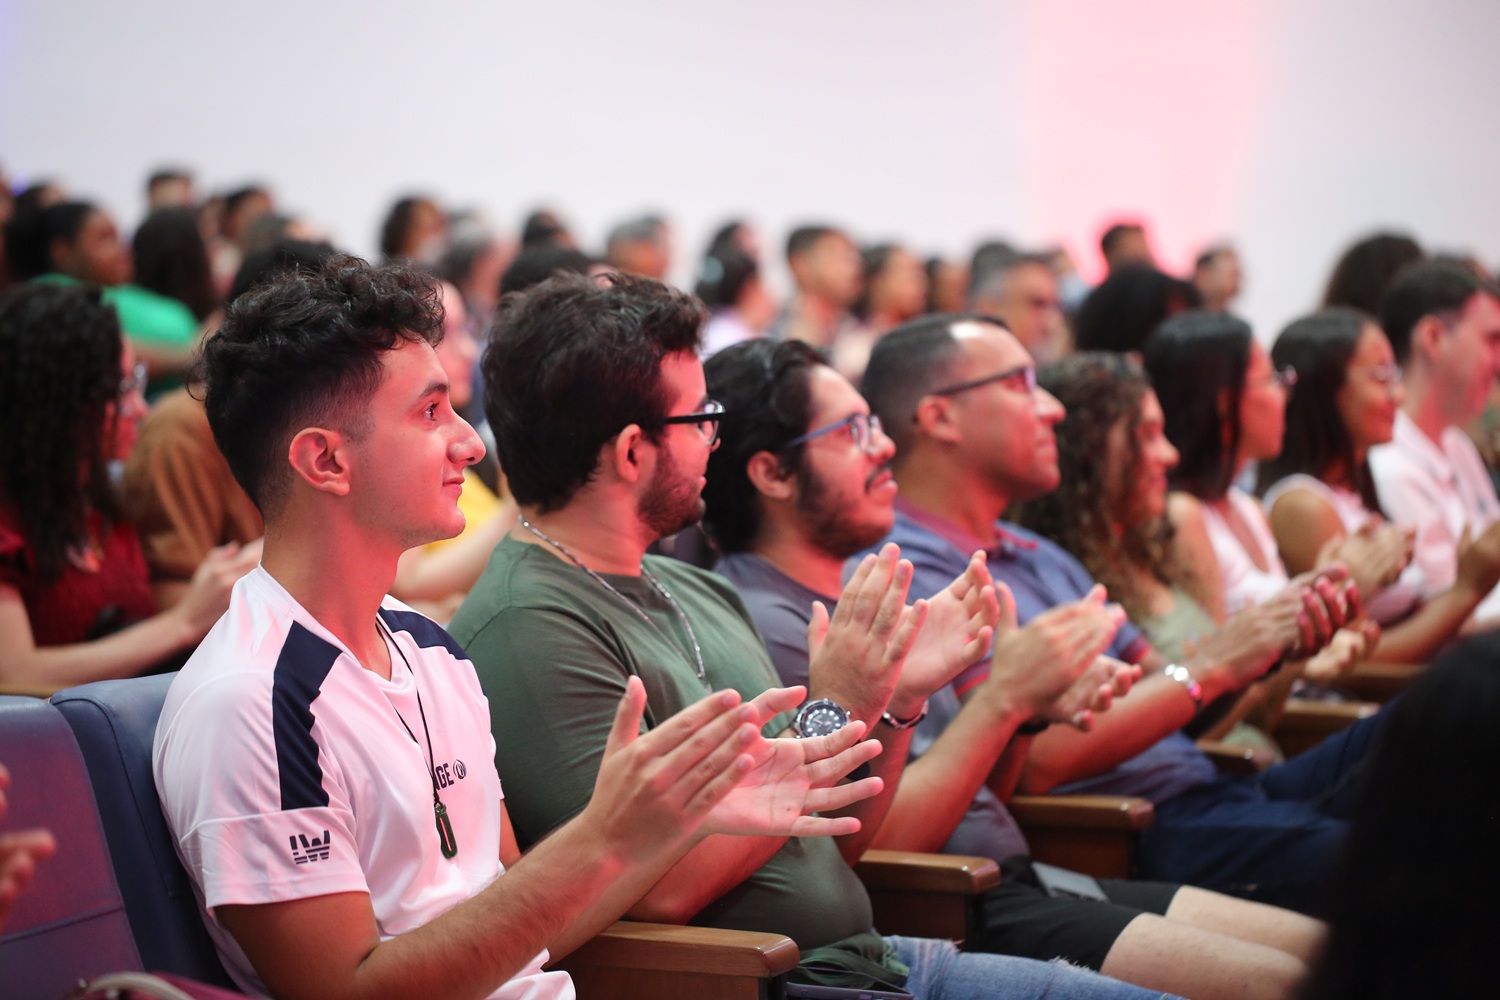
xmin=715 ymin=551 xmax=1033 ymax=863
xmin=449 ymin=537 xmax=880 ymax=955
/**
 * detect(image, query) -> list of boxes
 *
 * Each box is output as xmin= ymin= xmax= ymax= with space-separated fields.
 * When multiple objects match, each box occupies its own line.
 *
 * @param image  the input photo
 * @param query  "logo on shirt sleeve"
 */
xmin=289 ymin=831 xmax=332 ymax=865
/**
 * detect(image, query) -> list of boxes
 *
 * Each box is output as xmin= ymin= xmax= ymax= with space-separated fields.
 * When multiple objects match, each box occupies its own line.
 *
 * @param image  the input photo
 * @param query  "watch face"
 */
xmin=796 ymin=699 xmax=849 ymax=738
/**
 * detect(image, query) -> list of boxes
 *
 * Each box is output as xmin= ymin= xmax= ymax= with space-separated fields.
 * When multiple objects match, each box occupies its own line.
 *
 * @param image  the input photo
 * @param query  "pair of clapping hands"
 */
xmin=807 ymin=544 xmax=1139 ymax=736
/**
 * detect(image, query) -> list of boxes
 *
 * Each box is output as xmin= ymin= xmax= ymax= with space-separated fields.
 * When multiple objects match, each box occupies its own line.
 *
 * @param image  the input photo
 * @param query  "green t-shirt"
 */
xmin=34 ymin=274 xmax=198 ymax=394
xmin=448 ymin=536 xmax=883 ymax=957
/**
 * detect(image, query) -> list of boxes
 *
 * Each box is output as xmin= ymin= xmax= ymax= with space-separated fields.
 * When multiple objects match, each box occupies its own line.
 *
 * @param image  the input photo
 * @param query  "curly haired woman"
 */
xmin=0 ymin=283 xmax=255 ymax=688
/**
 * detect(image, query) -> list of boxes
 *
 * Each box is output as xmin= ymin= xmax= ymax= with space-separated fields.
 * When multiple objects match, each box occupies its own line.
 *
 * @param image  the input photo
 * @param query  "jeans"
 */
xmin=1138 ymin=707 xmax=1388 ymax=913
xmin=887 ymin=935 xmax=1180 ymax=1000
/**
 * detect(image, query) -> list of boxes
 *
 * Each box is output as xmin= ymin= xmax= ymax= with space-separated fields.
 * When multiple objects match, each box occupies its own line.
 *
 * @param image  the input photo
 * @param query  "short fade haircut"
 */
xmin=1381 ymin=259 xmax=1500 ymax=364
xmin=201 ymin=254 xmax=444 ymax=517
xmin=483 ymin=272 xmax=705 ymax=513
xmin=862 ymin=312 xmax=1005 ymax=457
xmin=702 ymin=340 xmax=829 ymax=553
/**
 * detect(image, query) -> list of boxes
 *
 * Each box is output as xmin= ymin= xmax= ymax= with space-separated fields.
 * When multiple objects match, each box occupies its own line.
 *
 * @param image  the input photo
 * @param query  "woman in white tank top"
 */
xmin=1256 ymin=310 xmax=1498 ymax=664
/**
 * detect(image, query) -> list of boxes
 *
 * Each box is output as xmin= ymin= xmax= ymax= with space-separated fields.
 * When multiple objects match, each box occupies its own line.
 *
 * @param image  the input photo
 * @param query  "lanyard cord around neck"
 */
xmin=379 ymin=619 xmax=458 ymax=859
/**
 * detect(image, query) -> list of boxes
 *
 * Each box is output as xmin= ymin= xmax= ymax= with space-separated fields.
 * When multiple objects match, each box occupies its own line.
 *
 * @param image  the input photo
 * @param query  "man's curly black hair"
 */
xmin=0 ymin=283 xmax=124 ymax=583
xmin=200 ymin=253 xmax=445 ymax=517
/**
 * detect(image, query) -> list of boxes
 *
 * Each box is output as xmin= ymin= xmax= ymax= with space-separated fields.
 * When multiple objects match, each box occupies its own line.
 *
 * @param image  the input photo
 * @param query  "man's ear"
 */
xmin=1412 ymin=313 xmax=1447 ymax=363
xmin=746 ymin=450 xmax=796 ymax=501
xmin=287 ymin=427 xmax=352 ymax=497
xmin=606 ymin=424 xmax=650 ymax=486
xmin=914 ymin=395 xmax=962 ymax=445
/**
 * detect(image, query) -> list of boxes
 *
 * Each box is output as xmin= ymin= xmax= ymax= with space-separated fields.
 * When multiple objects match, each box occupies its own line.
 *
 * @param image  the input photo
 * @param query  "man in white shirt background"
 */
xmin=1369 ymin=259 xmax=1500 ymax=623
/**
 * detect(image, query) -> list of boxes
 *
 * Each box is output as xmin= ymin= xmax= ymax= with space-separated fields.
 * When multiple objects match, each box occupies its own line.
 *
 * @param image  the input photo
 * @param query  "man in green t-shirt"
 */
xmin=449 ymin=272 xmax=1173 ymax=1000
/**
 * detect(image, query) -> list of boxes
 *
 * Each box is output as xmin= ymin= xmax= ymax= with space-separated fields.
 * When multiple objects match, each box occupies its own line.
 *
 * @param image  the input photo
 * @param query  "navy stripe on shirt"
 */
xmin=272 ymin=622 xmax=341 ymax=811
xmin=378 ymin=608 xmax=470 ymax=660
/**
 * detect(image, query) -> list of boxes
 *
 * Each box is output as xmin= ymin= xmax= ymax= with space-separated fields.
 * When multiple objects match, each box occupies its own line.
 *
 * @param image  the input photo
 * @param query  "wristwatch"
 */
xmin=1163 ymin=663 xmax=1204 ymax=712
xmin=793 ymin=698 xmax=850 ymax=739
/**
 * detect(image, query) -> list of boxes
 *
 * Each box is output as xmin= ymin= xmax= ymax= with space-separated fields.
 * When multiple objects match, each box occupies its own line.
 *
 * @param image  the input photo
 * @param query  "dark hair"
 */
xmin=967 ymin=240 xmax=1019 ymax=302
xmin=498 ymin=245 xmax=596 ymax=297
xmin=1073 ymin=264 xmax=1203 ymax=354
xmin=520 ymin=209 xmax=569 ymax=248
xmin=379 ymin=195 xmax=441 ymax=262
xmin=706 ymin=220 xmax=751 ymax=259
xmin=12 ymin=181 xmax=62 ymax=216
xmin=1300 ymin=633 xmax=1500 ymax=999
xmin=1380 ymin=258 xmax=1499 ymax=364
xmin=483 ymin=272 xmax=705 ymax=512
xmin=694 ymin=244 xmax=759 ymax=310
xmin=227 ymin=238 xmax=339 ymax=305
xmin=1100 ymin=222 xmax=1144 ymax=260
xmin=1257 ymin=309 xmax=1381 ymax=512
xmin=0 ymin=283 xmax=122 ymax=583
xmin=1321 ymin=233 xmax=1424 ymax=316
xmin=132 ymin=208 xmax=216 ymax=321
xmin=147 ymin=169 xmax=191 ymax=191
xmin=2 ymin=201 xmax=96 ymax=280
xmin=201 ymin=255 xmax=443 ymax=517
xmin=863 ymin=312 xmax=998 ymax=457
xmin=853 ymin=243 xmax=898 ymax=319
xmin=785 ymin=225 xmax=840 ymax=262
xmin=1143 ymin=311 xmax=1254 ymax=501
xmin=702 ymin=340 xmax=829 ymax=552
xmin=1010 ymin=353 xmax=1168 ymax=623
xmin=222 ymin=186 xmax=269 ymax=217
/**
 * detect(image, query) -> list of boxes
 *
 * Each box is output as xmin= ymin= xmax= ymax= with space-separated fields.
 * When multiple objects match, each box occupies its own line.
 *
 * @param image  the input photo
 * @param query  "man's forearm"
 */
xmin=623 ymin=829 xmax=789 ymax=924
xmin=1021 ymin=674 xmax=1196 ymax=793
xmin=870 ymin=694 xmax=1027 ymax=854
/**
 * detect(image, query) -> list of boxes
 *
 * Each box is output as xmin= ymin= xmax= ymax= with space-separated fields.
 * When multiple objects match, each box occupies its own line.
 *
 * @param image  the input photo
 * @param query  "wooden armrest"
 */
xmin=1274 ymin=699 xmax=1380 ymax=757
xmin=561 ymin=920 xmax=799 ymax=977
xmin=1339 ymin=661 xmax=1423 ymax=703
xmin=855 ymin=850 xmax=1001 ymax=894
xmin=1009 ymin=794 xmax=1154 ymax=879
xmin=1197 ymin=739 xmax=1272 ymax=774
xmin=1008 ymin=794 xmax=1154 ymax=830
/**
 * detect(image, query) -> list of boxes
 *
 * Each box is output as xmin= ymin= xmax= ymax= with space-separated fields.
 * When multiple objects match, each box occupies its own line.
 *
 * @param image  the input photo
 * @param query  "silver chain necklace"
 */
xmin=518 ymin=516 xmax=709 ymax=690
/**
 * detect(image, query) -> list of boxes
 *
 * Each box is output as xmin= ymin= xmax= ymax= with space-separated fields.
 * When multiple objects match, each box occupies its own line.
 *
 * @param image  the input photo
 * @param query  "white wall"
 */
xmin=3 ymin=0 xmax=1496 ymax=339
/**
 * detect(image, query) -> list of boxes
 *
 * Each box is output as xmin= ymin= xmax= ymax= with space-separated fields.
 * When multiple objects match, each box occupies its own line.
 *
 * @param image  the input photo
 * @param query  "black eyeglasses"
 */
xmin=656 ymin=399 xmax=726 ymax=446
xmin=920 ymin=364 xmax=1036 ymax=416
xmin=780 ymin=412 xmax=885 ymax=454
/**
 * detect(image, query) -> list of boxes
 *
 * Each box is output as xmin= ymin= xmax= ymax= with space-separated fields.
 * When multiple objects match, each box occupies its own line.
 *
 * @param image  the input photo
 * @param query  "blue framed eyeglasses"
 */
xmin=780 ymin=412 xmax=884 ymax=454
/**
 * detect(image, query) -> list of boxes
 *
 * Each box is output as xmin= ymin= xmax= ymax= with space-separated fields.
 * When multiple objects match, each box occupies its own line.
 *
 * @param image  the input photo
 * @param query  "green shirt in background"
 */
xmin=449 ymin=536 xmax=886 ymax=961
xmin=35 ymin=273 xmax=198 ymax=395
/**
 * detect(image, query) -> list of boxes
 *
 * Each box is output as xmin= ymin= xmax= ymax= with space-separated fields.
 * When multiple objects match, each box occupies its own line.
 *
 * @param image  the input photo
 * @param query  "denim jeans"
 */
xmin=1139 ymin=707 xmax=1389 ymax=913
xmin=887 ymin=935 xmax=1181 ymax=999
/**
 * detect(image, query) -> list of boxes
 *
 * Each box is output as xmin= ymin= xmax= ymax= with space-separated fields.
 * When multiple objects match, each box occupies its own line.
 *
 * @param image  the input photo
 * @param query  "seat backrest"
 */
xmin=54 ymin=675 xmax=234 ymax=987
xmin=0 ymin=695 xmax=142 ymax=999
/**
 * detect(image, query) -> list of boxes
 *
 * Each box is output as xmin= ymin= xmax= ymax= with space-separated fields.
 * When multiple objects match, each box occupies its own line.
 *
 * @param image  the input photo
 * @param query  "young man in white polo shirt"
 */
xmin=153 ymin=255 xmax=881 ymax=1000
xmin=1369 ymin=260 xmax=1500 ymax=621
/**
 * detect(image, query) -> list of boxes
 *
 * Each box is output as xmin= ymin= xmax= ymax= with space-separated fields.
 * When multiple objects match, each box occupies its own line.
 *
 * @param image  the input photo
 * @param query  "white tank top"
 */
xmin=1201 ymin=487 xmax=1289 ymax=616
xmin=1261 ymin=474 xmax=1423 ymax=624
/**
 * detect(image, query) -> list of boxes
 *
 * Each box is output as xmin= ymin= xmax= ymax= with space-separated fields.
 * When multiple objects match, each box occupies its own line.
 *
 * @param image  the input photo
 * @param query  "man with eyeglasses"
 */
xmin=703 ymin=336 xmax=1336 ymax=1000
xmin=859 ymin=313 xmax=1386 ymax=924
xmin=1370 ymin=260 xmax=1500 ymax=622
xmin=451 ymin=275 xmax=1174 ymax=999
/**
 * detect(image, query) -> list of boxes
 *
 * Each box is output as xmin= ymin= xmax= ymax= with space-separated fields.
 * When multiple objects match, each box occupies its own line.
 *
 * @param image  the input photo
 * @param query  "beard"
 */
xmin=794 ymin=463 xmax=894 ymax=560
xmin=639 ymin=447 xmax=706 ymax=541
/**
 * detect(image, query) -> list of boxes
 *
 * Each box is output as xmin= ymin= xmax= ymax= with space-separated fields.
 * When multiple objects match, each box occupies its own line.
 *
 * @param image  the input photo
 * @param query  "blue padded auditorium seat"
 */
xmin=0 ymin=695 xmax=142 ymax=999
xmin=54 ymin=674 xmax=236 ymax=988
